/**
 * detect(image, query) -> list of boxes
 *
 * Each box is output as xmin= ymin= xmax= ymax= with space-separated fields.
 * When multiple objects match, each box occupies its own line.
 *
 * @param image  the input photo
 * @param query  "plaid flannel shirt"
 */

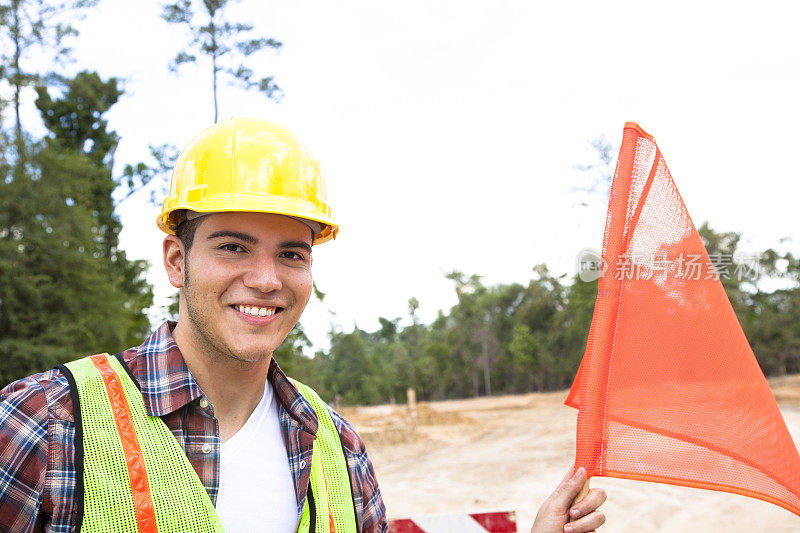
xmin=0 ymin=322 xmax=387 ymax=533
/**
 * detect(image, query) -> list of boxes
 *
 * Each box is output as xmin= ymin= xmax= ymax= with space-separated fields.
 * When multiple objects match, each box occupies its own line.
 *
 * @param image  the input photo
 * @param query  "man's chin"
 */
xmin=224 ymin=348 xmax=274 ymax=366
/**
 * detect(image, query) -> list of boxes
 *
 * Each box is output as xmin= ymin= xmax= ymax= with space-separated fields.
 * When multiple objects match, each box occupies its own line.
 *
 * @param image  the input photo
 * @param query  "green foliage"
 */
xmin=509 ymin=324 xmax=539 ymax=390
xmin=0 ymin=0 xmax=99 ymax=141
xmin=326 ymin=328 xmax=381 ymax=405
xmin=271 ymin=323 xmax=309 ymax=375
xmin=36 ymin=72 xmax=121 ymax=164
xmin=161 ymin=0 xmax=282 ymax=121
xmin=35 ymin=72 xmax=122 ymax=257
xmin=0 ymin=71 xmax=153 ymax=386
xmin=120 ymin=143 xmax=180 ymax=206
xmin=283 ymin=225 xmax=799 ymax=406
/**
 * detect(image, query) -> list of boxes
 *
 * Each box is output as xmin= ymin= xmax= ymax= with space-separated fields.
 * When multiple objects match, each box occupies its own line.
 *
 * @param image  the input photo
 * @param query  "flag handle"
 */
xmin=567 ymin=479 xmax=590 ymax=525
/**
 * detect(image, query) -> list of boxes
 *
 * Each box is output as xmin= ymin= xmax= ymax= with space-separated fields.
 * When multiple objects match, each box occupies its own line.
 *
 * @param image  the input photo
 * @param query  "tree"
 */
xmin=34 ymin=72 xmax=152 ymax=318
xmin=0 ymin=71 xmax=153 ymax=385
xmin=0 ymin=0 xmax=98 ymax=153
xmin=273 ymin=225 xmax=799 ymax=406
xmin=327 ymin=328 xmax=380 ymax=405
xmin=443 ymin=272 xmax=506 ymax=396
xmin=509 ymin=323 xmax=539 ymax=390
xmin=161 ymin=0 xmax=283 ymax=122
xmin=272 ymin=324 xmax=313 ymax=376
xmin=35 ymin=72 xmax=122 ymax=258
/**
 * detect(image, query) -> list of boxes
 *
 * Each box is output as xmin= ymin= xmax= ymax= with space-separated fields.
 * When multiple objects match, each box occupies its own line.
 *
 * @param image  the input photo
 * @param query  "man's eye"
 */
xmin=281 ymin=251 xmax=305 ymax=261
xmin=220 ymin=243 xmax=244 ymax=252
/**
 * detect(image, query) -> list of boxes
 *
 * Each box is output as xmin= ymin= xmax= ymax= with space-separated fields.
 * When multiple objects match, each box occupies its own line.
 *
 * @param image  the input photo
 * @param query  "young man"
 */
xmin=0 ymin=118 xmax=606 ymax=532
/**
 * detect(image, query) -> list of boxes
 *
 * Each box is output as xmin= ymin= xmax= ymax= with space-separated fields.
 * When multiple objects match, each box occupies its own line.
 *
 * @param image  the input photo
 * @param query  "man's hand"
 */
xmin=530 ymin=467 xmax=607 ymax=533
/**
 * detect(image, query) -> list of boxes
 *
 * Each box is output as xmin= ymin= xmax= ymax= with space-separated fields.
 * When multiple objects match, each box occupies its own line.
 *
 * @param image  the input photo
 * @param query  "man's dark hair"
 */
xmin=175 ymin=213 xmax=203 ymax=254
xmin=174 ymin=214 xmax=203 ymax=286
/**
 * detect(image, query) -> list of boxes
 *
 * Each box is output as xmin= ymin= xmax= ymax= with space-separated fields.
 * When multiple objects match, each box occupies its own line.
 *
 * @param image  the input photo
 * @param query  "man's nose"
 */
xmin=242 ymin=257 xmax=282 ymax=293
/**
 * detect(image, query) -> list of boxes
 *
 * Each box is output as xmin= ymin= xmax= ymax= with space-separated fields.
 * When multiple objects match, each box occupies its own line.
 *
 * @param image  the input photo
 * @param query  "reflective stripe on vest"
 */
xmin=61 ymin=353 xmax=358 ymax=533
xmin=292 ymin=380 xmax=358 ymax=533
xmin=63 ymin=354 xmax=223 ymax=532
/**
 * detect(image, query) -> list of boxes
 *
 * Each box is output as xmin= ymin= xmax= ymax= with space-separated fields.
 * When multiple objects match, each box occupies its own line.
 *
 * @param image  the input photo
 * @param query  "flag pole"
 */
xmin=568 ymin=478 xmax=590 ymax=527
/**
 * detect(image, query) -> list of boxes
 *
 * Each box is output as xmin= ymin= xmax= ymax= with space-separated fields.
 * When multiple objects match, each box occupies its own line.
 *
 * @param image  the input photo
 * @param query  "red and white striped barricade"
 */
xmin=388 ymin=511 xmax=517 ymax=532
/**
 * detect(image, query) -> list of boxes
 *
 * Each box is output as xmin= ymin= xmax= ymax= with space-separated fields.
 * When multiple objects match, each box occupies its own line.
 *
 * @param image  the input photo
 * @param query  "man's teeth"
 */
xmin=235 ymin=305 xmax=276 ymax=317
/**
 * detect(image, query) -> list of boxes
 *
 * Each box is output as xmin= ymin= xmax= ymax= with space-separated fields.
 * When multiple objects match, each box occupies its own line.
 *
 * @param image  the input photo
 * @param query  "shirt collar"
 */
xmin=123 ymin=321 xmax=319 ymax=434
xmin=122 ymin=321 xmax=204 ymax=417
xmin=268 ymin=357 xmax=319 ymax=435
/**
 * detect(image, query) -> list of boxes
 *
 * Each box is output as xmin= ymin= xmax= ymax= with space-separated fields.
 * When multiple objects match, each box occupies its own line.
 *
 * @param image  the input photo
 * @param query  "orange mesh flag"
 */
xmin=565 ymin=122 xmax=800 ymax=516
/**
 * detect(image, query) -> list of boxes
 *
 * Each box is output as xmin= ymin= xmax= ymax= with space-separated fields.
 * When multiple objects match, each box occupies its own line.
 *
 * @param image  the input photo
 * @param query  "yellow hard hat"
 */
xmin=157 ymin=117 xmax=338 ymax=245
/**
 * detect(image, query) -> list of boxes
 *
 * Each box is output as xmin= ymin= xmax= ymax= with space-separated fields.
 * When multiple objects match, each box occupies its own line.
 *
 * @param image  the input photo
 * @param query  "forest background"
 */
xmin=1 ymin=0 xmax=799 ymax=405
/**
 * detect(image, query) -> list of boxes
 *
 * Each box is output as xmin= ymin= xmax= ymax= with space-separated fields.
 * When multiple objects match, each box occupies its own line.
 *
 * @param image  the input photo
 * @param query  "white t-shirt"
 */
xmin=215 ymin=381 xmax=298 ymax=532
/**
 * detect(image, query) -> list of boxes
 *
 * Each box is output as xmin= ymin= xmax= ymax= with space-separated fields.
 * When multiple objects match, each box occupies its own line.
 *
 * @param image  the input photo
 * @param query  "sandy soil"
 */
xmin=342 ymin=376 xmax=800 ymax=532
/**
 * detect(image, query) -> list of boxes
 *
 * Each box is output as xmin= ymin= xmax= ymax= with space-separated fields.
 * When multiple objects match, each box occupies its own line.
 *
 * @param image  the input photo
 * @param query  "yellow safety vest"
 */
xmin=60 ymin=353 xmax=357 ymax=532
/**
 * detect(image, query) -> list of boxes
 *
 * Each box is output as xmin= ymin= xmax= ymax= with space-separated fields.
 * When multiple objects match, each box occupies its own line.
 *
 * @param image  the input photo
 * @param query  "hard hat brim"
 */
xmin=157 ymin=200 xmax=338 ymax=245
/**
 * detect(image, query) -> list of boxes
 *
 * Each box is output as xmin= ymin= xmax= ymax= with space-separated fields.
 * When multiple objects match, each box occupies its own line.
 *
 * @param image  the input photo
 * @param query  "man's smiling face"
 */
xmin=166 ymin=211 xmax=313 ymax=365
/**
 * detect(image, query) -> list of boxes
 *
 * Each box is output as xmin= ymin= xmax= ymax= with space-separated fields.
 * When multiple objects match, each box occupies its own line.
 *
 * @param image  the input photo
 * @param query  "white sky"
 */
xmin=18 ymin=0 xmax=800 ymax=350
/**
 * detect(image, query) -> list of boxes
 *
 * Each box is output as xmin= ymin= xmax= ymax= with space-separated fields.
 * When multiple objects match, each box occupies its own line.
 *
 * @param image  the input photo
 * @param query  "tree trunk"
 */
xmin=12 ymin=0 xmax=23 ymax=147
xmin=210 ymin=19 xmax=219 ymax=123
xmin=11 ymin=0 xmax=25 ymax=180
xmin=212 ymin=53 xmax=218 ymax=123
xmin=481 ymin=336 xmax=492 ymax=396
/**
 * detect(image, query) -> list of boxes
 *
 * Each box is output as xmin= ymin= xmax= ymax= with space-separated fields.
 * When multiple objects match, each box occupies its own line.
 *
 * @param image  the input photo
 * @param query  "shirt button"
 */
xmin=299 ymin=460 xmax=306 ymax=469
xmin=199 ymin=397 xmax=209 ymax=409
xmin=201 ymin=443 xmax=212 ymax=454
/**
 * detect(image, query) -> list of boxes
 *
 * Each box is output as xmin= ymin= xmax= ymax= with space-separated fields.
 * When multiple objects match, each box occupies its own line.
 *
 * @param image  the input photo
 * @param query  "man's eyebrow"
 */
xmin=281 ymin=240 xmax=313 ymax=254
xmin=206 ymin=230 xmax=258 ymax=244
xmin=206 ymin=232 xmax=312 ymax=253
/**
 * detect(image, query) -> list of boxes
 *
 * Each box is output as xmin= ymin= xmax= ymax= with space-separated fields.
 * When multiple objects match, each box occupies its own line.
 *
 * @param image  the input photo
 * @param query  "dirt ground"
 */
xmin=342 ymin=376 xmax=800 ymax=532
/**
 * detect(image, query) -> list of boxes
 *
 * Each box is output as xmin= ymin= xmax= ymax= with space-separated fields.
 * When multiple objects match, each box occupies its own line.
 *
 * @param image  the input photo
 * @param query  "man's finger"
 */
xmin=555 ymin=466 xmax=577 ymax=492
xmin=563 ymin=510 xmax=605 ymax=533
xmin=568 ymin=488 xmax=607 ymax=520
xmin=553 ymin=467 xmax=587 ymax=507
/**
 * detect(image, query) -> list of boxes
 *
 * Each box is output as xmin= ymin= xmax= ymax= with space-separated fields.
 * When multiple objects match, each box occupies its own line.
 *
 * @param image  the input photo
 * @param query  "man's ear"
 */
xmin=163 ymin=235 xmax=186 ymax=289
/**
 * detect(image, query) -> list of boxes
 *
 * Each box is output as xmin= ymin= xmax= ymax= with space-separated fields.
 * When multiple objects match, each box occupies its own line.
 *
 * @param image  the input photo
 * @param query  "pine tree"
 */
xmin=0 ymin=0 xmax=98 ymax=162
xmin=0 ymin=72 xmax=153 ymax=385
xmin=162 ymin=0 xmax=282 ymax=122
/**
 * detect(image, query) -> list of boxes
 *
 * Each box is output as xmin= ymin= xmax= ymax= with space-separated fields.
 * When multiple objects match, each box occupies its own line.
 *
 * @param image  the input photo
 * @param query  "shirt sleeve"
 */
xmin=329 ymin=409 xmax=388 ymax=533
xmin=0 ymin=377 xmax=50 ymax=533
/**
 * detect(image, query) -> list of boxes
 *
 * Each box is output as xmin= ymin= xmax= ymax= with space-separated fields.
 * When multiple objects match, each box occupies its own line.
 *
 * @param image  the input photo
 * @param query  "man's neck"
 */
xmin=172 ymin=322 xmax=271 ymax=442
